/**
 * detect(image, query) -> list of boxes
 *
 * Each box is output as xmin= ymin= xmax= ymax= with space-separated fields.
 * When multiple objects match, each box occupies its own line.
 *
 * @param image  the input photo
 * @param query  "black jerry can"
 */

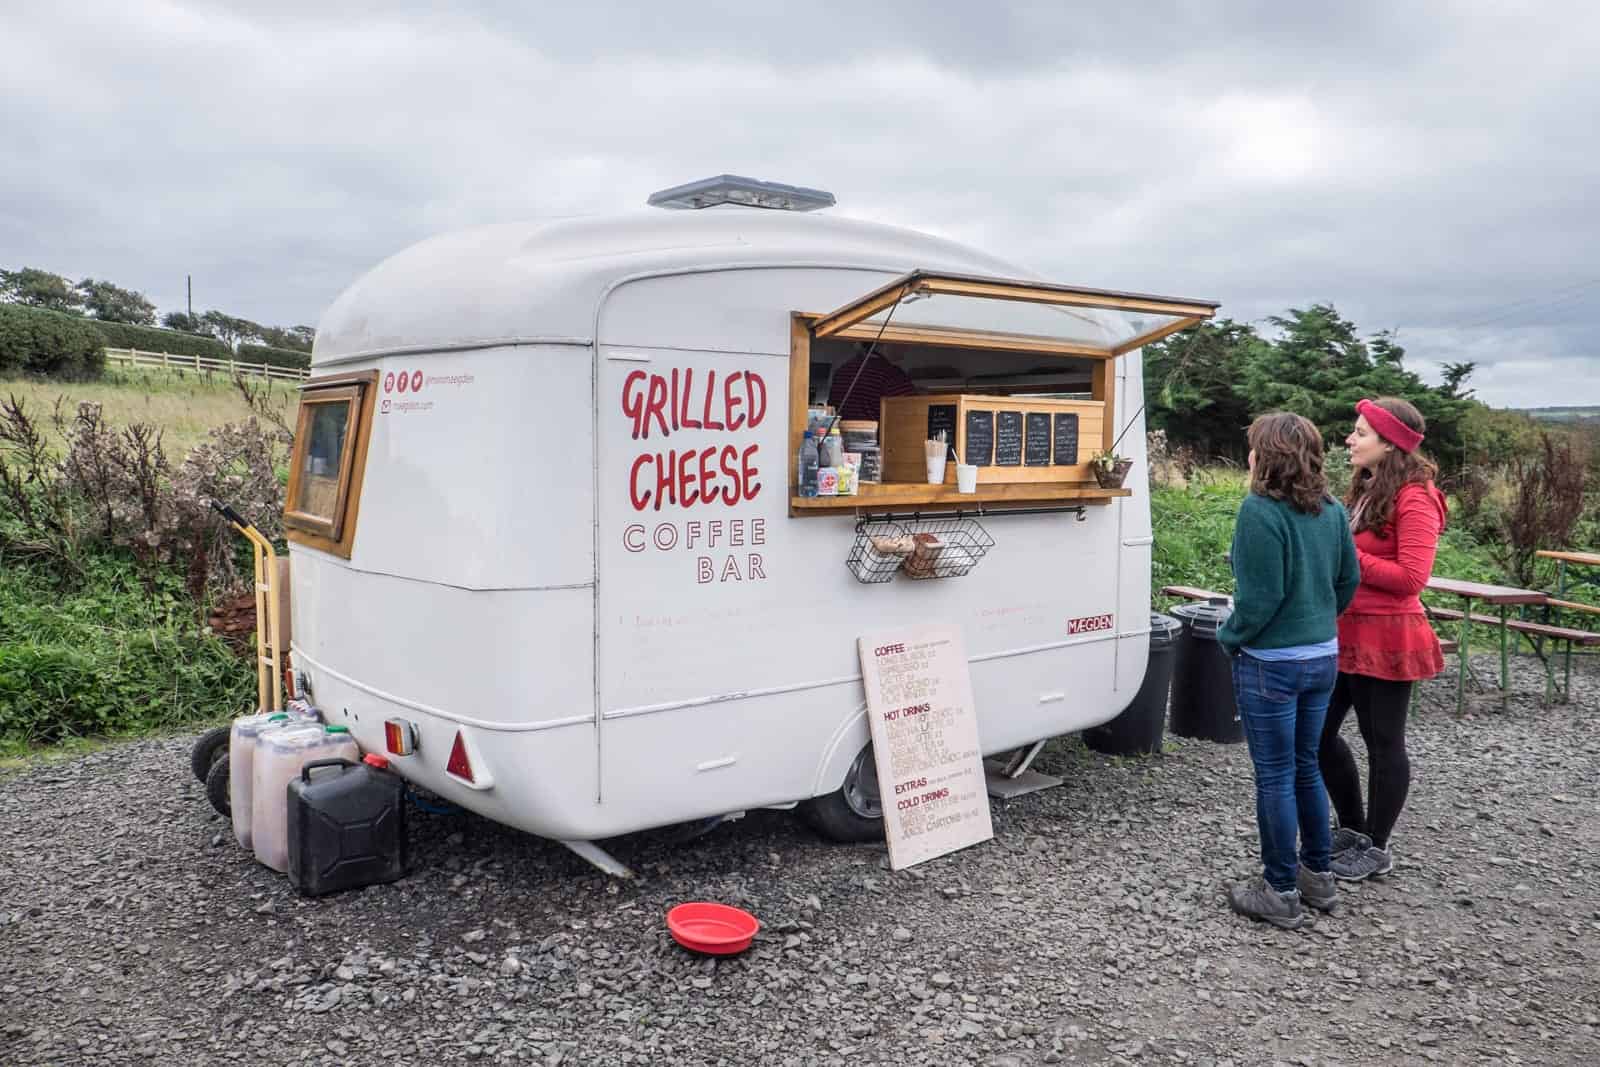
xmin=286 ymin=757 xmax=407 ymax=896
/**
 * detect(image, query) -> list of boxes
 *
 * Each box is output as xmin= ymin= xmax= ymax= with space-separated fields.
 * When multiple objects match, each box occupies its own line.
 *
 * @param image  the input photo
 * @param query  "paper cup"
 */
xmin=925 ymin=454 xmax=948 ymax=485
xmin=956 ymin=463 xmax=978 ymax=493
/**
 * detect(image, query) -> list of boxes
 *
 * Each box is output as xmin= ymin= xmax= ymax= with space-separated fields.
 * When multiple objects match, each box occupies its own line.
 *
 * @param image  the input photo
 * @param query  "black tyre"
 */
xmin=190 ymin=725 xmax=232 ymax=785
xmin=797 ymin=744 xmax=884 ymax=844
xmin=205 ymin=753 xmax=232 ymax=818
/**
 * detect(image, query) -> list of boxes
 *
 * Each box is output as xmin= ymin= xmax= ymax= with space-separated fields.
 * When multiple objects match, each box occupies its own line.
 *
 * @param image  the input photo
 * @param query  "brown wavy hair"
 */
xmin=1248 ymin=412 xmax=1328 ymax=514
xmin=1345 ymin=396 xmax=1439 ymax=535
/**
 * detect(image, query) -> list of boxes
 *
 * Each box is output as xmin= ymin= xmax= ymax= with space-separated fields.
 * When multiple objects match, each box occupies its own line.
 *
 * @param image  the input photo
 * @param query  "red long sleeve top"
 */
xmin=1346 ymin=481 xmax=1448 ymax=615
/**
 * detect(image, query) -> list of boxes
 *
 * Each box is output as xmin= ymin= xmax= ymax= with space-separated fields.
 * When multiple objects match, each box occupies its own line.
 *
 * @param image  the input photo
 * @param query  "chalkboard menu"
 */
xmin=964 ymin=410 xmax=994 ymax=466
xmin=1053 ymin=413 xmax=1080 ymax=466
xmin=1025 ymin=413 xmax=1052 ymax=466
xmin=994 ymin=411 xmax=1023 ymax=466
xmin=927 ymin=404 xmax=957 ymax=447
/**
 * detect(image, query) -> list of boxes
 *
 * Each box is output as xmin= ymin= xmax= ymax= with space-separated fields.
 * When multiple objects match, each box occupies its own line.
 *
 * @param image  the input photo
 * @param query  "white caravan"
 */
xmin=281 ymin=176 xmax=1217 ymax=874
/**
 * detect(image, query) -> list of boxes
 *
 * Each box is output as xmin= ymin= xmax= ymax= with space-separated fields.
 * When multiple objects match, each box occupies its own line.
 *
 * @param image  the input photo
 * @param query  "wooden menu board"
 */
xmin=859 ymin=624 xmax=993 ymax=870
xmin=880 ymin=394 xmax=1105 ymax=484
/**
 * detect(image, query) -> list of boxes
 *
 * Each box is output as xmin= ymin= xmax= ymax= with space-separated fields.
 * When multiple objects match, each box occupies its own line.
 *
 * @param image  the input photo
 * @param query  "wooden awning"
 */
xmin=810 ymin=271 xmax=1219 ymax=357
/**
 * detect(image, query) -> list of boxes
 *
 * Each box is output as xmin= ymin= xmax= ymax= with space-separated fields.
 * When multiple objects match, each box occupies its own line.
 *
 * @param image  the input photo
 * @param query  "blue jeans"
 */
xmin=1231 ymin=653 xmax=1337 ymax=892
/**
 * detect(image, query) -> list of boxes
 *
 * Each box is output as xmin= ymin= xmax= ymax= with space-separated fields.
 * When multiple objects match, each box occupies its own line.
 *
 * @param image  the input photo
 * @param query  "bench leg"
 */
xmin=1499 ymin=605 xmax=1510 ymax=693
xmin=1457 ymin=611 xmax=1470 ymax=715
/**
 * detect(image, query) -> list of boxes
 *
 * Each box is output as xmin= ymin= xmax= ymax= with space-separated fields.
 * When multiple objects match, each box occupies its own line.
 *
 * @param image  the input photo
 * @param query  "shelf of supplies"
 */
xmin=789 ymin=481 xmax=1129 ymax=515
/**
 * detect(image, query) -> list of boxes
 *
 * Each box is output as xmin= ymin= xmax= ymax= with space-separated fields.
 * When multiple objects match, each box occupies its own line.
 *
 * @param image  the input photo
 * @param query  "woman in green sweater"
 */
xmin=1217 ymin=413 xmax=1360 ymax=929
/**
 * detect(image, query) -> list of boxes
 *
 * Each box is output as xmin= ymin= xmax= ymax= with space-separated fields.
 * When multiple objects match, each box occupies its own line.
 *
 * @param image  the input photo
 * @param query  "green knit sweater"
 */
xmin=1216 ymin=492 xmax=1360 ymax=655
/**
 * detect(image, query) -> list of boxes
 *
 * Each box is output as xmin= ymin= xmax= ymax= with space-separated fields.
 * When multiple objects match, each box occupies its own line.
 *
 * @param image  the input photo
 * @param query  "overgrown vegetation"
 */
xmin=0 ymin=552 xmax=253 ymax=749
xmin=0 ymin=376 xmax=289 ymax=748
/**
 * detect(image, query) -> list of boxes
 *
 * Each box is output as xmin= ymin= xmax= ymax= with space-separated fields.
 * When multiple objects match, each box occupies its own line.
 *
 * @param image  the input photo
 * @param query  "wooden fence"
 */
xmin=103 ymin=347 xmax=309 ymax=382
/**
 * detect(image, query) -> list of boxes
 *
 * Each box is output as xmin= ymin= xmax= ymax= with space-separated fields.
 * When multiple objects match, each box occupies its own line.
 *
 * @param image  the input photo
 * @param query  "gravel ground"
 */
xmin=4 ymin=653 xmax=1600 ymax=1067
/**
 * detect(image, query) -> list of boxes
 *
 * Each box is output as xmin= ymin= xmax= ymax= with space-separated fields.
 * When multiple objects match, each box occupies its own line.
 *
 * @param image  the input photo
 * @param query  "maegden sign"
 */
xmin=859 ymin=625 xmax=993 ymax=870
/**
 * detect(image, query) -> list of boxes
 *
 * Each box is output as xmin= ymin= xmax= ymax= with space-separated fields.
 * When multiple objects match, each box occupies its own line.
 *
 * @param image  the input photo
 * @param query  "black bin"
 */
xmin=287 ymin=756 xmax=408 ymax=897
xmin=1168 ymin=601 xmax=1244 ymax=744
xmin=1085 ymin=613 xmax=1182 ymax=756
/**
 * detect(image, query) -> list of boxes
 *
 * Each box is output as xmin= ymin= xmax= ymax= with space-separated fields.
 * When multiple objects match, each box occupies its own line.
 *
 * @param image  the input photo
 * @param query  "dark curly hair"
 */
xmin=1248 ymin=412 xmax=1328 ymax=514
xmin=1345 ymin=396 xmax=1438 ymax=535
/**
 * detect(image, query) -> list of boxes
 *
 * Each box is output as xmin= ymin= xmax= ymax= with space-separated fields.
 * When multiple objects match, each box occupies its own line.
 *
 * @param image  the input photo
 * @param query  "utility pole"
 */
xmin=187 ymin=275 xmax=192 ymax=321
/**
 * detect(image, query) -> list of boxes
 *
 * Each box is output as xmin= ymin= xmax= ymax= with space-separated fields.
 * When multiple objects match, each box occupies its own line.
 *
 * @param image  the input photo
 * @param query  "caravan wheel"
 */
xmin=189 ymin=725 xmax=231 ymax=784
xmin=798 ymin=744 xmax=884 ymax=843
xmin=204 ymin=754 xmax=232 ymax=818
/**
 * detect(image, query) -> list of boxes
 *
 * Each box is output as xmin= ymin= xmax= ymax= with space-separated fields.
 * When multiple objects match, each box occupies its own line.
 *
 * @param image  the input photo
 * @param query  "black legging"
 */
xmin=1318 ymin=672 xmax=1412 ymax=849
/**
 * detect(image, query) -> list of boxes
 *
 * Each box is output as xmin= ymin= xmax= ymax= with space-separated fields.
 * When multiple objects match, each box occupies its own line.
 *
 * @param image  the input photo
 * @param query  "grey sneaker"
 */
xmin=1228 ymin=879 xmax=1311 ymax=930
xmin=1296 ymin=866 xmax=1338 ymax=913
xmin=1331 ymin=826 xmax=1372 ymax=857
xmin=1331 ymin=844 xmax=1393 ymax=882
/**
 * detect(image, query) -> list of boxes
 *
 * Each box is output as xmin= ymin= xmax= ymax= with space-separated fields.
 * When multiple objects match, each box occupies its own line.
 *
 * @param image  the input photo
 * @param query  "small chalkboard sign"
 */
xmin=1025 ymin=413 xmax=1051 ymax=466
xmin=994 ymin=411 xmax=1023 ymax=466
xmin=927 ymin=404 xmax=957 ymax=447
xmin=964 ymin=410 xmax=994 ymax=466
xmin=1052 ymin=413 xmax=1080 ymax=466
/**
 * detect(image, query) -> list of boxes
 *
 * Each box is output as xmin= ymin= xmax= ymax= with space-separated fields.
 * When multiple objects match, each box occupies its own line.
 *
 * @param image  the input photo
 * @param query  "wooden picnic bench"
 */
xmin=1158 ymin=584 xmax=1461 ymax=655
xmin=1420 ymin=579 xmax=1593 ymax=703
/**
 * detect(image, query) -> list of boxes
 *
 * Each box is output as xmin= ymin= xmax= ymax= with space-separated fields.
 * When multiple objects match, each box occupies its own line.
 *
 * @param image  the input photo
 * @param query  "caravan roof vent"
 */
xmin=647 ymin=174 xmax=836 ymax=212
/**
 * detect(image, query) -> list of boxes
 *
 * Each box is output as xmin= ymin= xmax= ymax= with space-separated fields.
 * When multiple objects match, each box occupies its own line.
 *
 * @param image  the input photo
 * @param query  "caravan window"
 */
xmin=284 ymin=374 xmax=376 ymax=557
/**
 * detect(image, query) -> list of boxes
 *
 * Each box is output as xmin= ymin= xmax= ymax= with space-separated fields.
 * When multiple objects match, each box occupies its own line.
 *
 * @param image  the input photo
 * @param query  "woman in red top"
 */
xmin=1318 ymin=397 xmax=1447 ymax=882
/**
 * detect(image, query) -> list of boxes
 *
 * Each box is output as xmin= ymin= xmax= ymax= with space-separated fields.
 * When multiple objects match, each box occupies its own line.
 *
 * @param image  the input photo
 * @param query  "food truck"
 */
xmin=279 ymin=175 xmax=1217 ymax=874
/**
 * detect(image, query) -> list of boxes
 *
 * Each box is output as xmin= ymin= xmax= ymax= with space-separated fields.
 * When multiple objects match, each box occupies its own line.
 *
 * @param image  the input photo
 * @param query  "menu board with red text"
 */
xmin=859 ymin=624 xmax=993 ymax=869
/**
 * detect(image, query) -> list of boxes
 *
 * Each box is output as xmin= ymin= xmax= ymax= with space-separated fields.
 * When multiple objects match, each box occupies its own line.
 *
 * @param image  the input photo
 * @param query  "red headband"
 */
xmin=1356 ymin=398 xmax=1423 ymax=453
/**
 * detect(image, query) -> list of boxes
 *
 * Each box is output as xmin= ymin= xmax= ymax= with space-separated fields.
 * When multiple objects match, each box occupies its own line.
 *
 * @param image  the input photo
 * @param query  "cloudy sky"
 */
xmin=4 ymin=1 xmax=1597 ymax=408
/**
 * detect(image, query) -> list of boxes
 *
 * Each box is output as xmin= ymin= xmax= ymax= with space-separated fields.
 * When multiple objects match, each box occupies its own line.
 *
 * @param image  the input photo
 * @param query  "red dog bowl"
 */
xmin=666 ymin=902 xmax=760 ymax=955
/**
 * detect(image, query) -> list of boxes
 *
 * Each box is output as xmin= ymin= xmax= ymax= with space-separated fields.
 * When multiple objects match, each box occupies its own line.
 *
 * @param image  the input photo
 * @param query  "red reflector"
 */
xmin=446 ymin=731 xmax=474 ymax=782
xmin=363 ymin=753 xmax=390 ymax=770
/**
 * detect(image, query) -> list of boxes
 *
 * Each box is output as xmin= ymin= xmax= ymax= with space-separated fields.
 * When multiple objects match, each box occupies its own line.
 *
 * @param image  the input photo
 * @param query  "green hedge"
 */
xmin=0 ymin=303 xmax=105 ymax=379
xmin=90 ymin=320 xmax=231 ymax=361
xmin=238 ymin=343 xmax=312 ymax=370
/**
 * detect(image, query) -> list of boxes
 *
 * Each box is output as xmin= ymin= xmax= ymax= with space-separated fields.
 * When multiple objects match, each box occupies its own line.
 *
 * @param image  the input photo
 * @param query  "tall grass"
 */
xmin=0 ymin=366 xmax=295 ymax=456
xmin=0 ymin=550 xmax=254 ymax=752
xmin=1151 ymin=469 xmax=1246 ymax=607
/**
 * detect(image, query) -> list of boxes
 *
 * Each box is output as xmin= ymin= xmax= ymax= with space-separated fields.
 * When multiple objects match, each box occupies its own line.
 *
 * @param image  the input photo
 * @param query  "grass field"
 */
xmin=0 ymin=366 xmax=296 ymax=455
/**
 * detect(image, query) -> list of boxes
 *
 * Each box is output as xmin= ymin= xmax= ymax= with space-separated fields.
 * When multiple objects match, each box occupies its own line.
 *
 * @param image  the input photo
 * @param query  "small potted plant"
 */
xmin=1090 ymin=449 xmax=1134 ymax=489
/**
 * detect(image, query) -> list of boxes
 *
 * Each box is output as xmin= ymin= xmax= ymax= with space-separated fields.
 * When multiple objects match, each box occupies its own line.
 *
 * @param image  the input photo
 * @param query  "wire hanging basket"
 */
xmin=845 ymin=516 xmax=994 ymax=584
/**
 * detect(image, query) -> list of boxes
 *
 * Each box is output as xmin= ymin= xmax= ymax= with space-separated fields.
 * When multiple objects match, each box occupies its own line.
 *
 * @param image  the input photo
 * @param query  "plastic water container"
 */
xmin=798 ymin=431 xmax=820 ymax=497
xmin=287 ymin=755 xmax=408 ymax=897
xmin=229 ymin=707 xmax=316 ymax=849
xmin=252 ymin=725 xmax=360 ymax=872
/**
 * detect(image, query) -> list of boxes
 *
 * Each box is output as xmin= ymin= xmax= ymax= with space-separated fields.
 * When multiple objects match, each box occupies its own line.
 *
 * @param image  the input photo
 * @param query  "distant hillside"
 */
xmin=1518 ymin=406 xmax=1600 ymax=422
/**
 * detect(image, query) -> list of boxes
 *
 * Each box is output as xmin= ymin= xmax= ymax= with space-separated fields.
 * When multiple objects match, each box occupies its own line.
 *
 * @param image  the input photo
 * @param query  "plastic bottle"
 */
xmin=252 ymin=724 xmax=360 ymax=872
xmin=821 ymin=427 xmax=844 ymax=468
xmin=798 ymin=430 xmax=820 ymax=497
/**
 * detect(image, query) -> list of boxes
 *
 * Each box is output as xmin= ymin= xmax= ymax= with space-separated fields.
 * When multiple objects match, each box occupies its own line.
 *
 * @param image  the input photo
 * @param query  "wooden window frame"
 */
xmin=789 ymin=307 xmax=1207 ymax=515
xmin=284 ymin=370 xmax=378 ymax=558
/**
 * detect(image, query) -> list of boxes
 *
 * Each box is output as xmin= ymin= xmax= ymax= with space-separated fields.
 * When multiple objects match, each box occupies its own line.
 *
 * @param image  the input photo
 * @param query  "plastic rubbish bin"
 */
xmin=1084 ymin=613 xmax=1182 ymax=756
xmin=1168 ymin=601 xmax=1244 ymax=744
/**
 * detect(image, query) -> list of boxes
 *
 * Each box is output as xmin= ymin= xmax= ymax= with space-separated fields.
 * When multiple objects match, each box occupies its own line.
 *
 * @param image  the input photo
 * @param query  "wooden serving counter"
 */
xmin=789 ymin=481 xmax=1129 ymax=515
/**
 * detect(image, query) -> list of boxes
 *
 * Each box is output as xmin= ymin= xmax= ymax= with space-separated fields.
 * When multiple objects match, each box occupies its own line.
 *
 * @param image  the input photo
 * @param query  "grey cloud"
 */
xmin=3 ymin=1 xmax=1597 ymax=407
